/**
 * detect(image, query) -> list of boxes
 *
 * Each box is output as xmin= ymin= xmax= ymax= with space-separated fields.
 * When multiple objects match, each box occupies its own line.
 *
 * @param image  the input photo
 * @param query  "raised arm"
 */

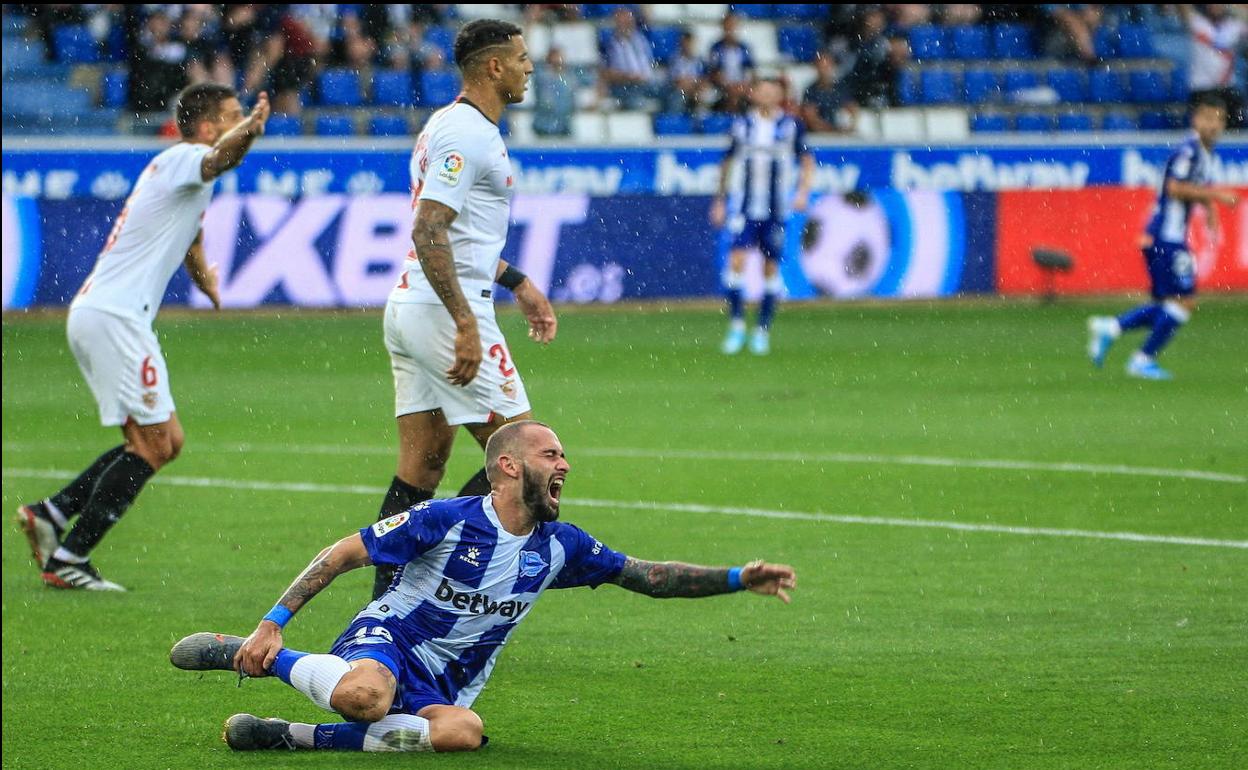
xmin=200 ymin=91 xmax=271 ymax=182
xmin=612 ymin=557 xmax=796 ymax=602
xmin=413 ymin=198 xmax=482 ymax=385
xmin=183 ymin=231 xmax=220 ymax=308
xmin=1165 ymin=179 xmax=1239 ymax=206
xmin=234 ymin=533 xmax=372 ymax=676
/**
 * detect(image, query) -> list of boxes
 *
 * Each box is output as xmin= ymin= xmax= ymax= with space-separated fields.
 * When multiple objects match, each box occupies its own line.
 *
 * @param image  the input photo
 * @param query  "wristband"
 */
xmin=727 ymin=566 xmax=745 ymax=592
xmin=263 ymin=604 xmax=293 ymax=628
xmin=497 ymin=264 xmax=527 ymax=291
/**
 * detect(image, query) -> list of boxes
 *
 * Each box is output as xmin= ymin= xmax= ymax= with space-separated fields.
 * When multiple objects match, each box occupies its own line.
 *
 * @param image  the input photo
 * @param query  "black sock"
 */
xmin=49 ymin=445 xmax=126 ymax=519
xmin=456 ymin=467 xmax=491 ymax=497
xmin=372 ymin=476 xmax=434 ymax=599
xmin=60 ymin=452 xmax=156 ymax=558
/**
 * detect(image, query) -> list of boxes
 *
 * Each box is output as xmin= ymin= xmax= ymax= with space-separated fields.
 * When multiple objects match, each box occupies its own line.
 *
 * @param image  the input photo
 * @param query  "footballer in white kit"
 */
xmin=15 ymin=83 xmax=270 ymax=592
xmin=370 ymin=19 xmax=558 ymax=601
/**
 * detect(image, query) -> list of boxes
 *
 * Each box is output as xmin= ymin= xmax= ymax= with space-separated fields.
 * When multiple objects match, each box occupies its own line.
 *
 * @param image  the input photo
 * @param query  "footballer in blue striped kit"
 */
xmin=170 ymin=421 xmax=797 ymax=753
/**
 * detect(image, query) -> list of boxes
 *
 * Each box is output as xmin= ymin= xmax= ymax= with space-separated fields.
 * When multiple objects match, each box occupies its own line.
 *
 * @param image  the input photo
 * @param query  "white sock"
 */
xmin=43 ymin=499 xmax=69 ymax=529
xmin=364 ymin=714 xmax=435 ymax=753
xmin=289 ymin=723 xmax=315 ymax=749
xmin=722 ymin=270 xmax=744 ymax=290
xmin=52 ymin=547 xmax=87 ymax=564
xmin=290 ymin=654 xmax=352 ymax=713
xmin=764 ymin=273 xmax=784 ymax=296
xmin=730 ymin=318 xmax=746 ymax=332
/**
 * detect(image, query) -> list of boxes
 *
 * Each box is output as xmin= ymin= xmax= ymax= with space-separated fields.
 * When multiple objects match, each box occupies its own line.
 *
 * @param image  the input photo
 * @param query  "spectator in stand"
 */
xmin=1044 ymin=5 xmax=1107 ymax=64
xmin=1181 ymin=4 xmax=1246 ymax=128
xmin=221 ymin=5 xmax=268 ymax=77
xmin=666 ymin=29 xmax=708 ymax=114
xmin=844 ymin=7 xmax=908 ymax=108
xmin=941 ymin=4 xmax=983 ymax=26
xmin=708 ymin=13 xmax=755 ymax=114
xmin=885 ymin=4 xmax=932 ymax=31
xmin=386 ymin=19 xmax=445 ymax=78
xmin=533 ymin=46 xmax=575 ymax=137
xmin=600 ymin=6 xmax=662 ymax=109
xmin=337 ymin=11 xmax=378 ymax=78
xmin=801 ymin=52 xmax=855 ymax=133
xmin=245 ymin=8 xmax=329 ymax=115
xmin=180 ymin=7 xmax=233 ymax=87
xmin=523 ymin=4 xmax=584 ymax=24
xmin=28 ymin=3 xmax=87 ymax=62
xmin=132 ymin=10 xmax=189 ymax=112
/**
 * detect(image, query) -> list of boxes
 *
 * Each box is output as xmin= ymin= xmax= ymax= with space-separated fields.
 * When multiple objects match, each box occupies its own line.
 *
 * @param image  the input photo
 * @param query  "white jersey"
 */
xmin=71 ymin=142 xmax=214 ymax=324
xmin=389 ymin=99 xmax=515 ymax=310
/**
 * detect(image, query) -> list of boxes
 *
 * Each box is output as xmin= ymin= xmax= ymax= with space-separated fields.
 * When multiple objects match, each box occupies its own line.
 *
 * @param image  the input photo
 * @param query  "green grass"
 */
xmin=3 ymin=298 xmax=1246 ymax=769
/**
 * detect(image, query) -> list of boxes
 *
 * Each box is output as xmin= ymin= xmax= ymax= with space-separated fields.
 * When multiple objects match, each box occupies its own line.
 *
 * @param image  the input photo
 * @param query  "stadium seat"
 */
xmin=1170 ymin=72 xmax=1190 ymax=103
xmin=101 ymin=70 xmax=128 ymax=108
xmin=730 ymin=4 xmax=772 ymax=18
xmin=1129 ymin=69 xmax=1168 ymax=103
xmin=774 ymin=4 xmax=828 ymax=19
xmin=426 ymin=26 xmax=456 ymax=59
xmin=1117 ymin=23 xmax=1154 ymax=58
xmin=419 ymin=71 xmax=461 ymax=107
xmin=686 ymin=4 xmax=729 ymax=22
xmin=1046 ymin=68 xmax=1088 ymax=103
xmin=778 ymin=25 xmax=820 ymax=62
xmin=649 ymin=27 xmax=684 ymax=62
xmin=53 ymin=25 xmax=99 ymax=64
xmin=1015 ymin=112 xmax=1054 ymax=132
xmin=991 ymin=23 xmax=1034 ymax=59
xmin=1056 ymin=112 xmax=1094 ymax=132
xmin=909 ymin=26 xmax=948 ymax=61
xmin=970 ymin=113 xmax=1009 ymax=132
xmin=1140 ymin=110 xmax=1181 ymax=130
xmin=315 ymin=115 xmax=356 ymax=136
xmin=951 ymin=25 xmax=989 ymax=59
xmin=699 ymin=113 xmax=734 ymax=134
xmin=653 ymin=112 xmax=695 ymax=135
xmin=373 ymin=70 xmax=414 ymax=107
xmin=1088 ymin=69 xmax=1125 ymax=103
xmin=572 ymin=112 xmax=607 ymax=143
xmin=920 ymin=69 xmax=958 ymax=105
xmin=1093 ymin=27 xmax=1118 ymax=59
xmin=369 ymin=115 xmax=409 ymax=136
xmin=786 ymin=63 xmax=818 ymax=98
xmin=606 ymin=111 xmax=654 ymax=143
xmin=318 ymin=69 xmax=361 ymax=107
xmin=963 ymin=68 xmax=1000 ymax=104
xmin=1101 ymin=112 xmax=1137 ymax=131
xmin=896 ymin=69 xmax=920 ymax=106
xmin=1003 ymin=70 xmax=1039 ymax=96
xmin=265 ymin=114 xmax=303 ymax=136
xmin=925 ymin=107 xmax=969 ymax=139
xmin=880 ymin=109 xmax=925 ymax=142
xmin=507 ymin=110 xmax=535 ymax=143
xmin=738 ymin=21 xmax=780 ymax=65
xmin=551 ymin=22 xmax=599 ymax=66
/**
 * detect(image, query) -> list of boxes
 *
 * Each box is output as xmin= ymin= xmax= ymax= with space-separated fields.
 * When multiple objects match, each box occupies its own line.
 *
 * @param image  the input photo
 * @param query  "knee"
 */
xmin=431 ymin=711 xmax=484 ymax=752
xmin=167 ymin=429 xmax=185 ymax=463
xmin=330 ymin=683 xmax=393 ymax=723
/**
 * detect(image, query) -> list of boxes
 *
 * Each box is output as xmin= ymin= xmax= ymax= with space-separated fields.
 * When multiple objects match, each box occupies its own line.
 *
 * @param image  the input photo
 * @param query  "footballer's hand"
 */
xmin=447 ymin=321 xmax=483 ymax=386
xmin=235 ymin=620 xmax=284 ymax=677
xmin=709 ymin=197 xmax=726 ymax=227
xmin=514 ymin=280 xmax=557 ymax=344
xmin=247 ymin=91 xmax=271 ymax=136
xmin=741 ymin=559 xmax=797 ymax=604
xmin=1216 ymin=189 xmax=1240 ymax=207
xmin=202 ymin=262 xmax=222 ymax=309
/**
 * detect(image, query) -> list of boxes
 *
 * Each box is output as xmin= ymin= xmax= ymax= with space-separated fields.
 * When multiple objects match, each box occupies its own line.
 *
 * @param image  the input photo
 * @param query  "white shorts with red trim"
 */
xmin=67 ymin=306 xmax=174 ymax=427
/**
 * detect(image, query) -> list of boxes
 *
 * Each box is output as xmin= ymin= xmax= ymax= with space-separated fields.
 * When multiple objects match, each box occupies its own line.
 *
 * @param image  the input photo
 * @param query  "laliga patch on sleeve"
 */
xmin=436 ymin=151 xmax=466 ymax=186
xmin=372 ymin=511 xmax=410 ymax=538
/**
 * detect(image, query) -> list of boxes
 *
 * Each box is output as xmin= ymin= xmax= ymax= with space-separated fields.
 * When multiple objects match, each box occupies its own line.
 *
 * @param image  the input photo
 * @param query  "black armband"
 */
xmin=497 ymin=264 xmax=528 ymax=290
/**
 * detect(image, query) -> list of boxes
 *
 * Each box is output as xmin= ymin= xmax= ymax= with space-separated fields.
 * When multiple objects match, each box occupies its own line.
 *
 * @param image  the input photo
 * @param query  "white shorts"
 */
xmin=67 ymin=306 xmax=174 ymax=427
xmin=384 ymin=301 xmax=531 ymax=425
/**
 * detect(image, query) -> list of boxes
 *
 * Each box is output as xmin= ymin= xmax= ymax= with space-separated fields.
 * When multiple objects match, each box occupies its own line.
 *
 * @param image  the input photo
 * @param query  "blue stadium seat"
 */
xmin=1101 ymin=112 xmax=1137 ymax=131
xmin=774 ymin=4 xmax=828 ymax=19
xmin=419 ymin=71 xmax=461 ymax=107
xmin=1046 ymin=68 xmax=1088 ymax=103
xmin=920 ymin=69 xmax=958 ymax=104
xmin=1088 ymin=69 xmax=1125 ymax=103
xmin=963 ymin=68 xmax=1000 ymax=104
xmin=265 ymin=114 xmax=303 ymax=136
xmin=1093 ymin=27 xmax=1118 ymax=59
xmin=318 ymin=69 xmax=361 ymax=107
xmin=778 ymin=25 xmax=820 ymax=62
xmin=699 ymin=113 xmax=734 ymax=134
xmin=909 ymin=25 xmax=948 ymax=61
xmin=101 ymin=70 xmax=128 ymax=108
xmin=1117 ymin=23 xmax=1154 ymax=58
xmin=991 ymin=23 xmax=1034 ymax=59
xmin=951 ymin=25 xmax=989 ymax=60
xmin=1003 ymin=70 xmax=1038 ymax=95
xmin=1056 ymin=112 xmax=1094 ymax=132
xmin=1129 ymin=69 xmax=1168 ymax=103
xmin=730 ymin=4 xmax=773 ymax=19
xmin=970 ymin=113 xmax=1009 ymax=132
xmin=896 ymin=69 xmax=920 ymax=106
xmin=1015 ymin=112 xmax=1053 ymax=132
xmin=1170 ymin=72 xmax=1190 ymax=102
xmin=53 ymin=25 xmax=99 ymax=63
xmin=426 ymin=26 xmax=456 ymax=60
xmin=373 ymin=70 xmax=414 ymax=106
xmin=315 ymin=115 xmax=356 ymax=136
xmin=654 ymin=113 xmax=694 ymax=135
xmin=649 ymin=27 xmax=683 ymax=62
xmin=1140 ymin=110 xmax=1180 ymax=130
xmin=369 ymin=115 xmax=409 ymax=136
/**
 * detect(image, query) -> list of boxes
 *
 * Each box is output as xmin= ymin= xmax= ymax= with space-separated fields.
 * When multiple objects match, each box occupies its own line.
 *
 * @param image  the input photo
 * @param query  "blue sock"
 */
xmin=271 ymin=648 xmax=309 ymax=684
xmin=758 ymin=293 xmax=776 ymax=330
xmin=313 ymin=722 xmax=369 ymax=751
xmin=723 ymin=271 xmax=744 ymax=321
xmin=1141 ymin=311 xmax=1183 ymax=357
xmin=1118 ymin=303 xmax=1160 ymax=332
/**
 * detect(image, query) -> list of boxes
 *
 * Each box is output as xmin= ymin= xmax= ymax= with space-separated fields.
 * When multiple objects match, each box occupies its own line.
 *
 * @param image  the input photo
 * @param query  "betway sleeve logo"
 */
xmin=434 ymin=578 xmax=530 ymax=618
xmin=436 ymin=152 xmax=465 ymax=186
xmin=372 ymin=511 xmax=410 ymax=538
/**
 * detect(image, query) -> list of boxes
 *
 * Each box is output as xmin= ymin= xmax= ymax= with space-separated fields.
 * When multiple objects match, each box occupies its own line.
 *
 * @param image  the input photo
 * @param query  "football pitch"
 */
xmin=3 ymin=297 xmax=1245 ymax=770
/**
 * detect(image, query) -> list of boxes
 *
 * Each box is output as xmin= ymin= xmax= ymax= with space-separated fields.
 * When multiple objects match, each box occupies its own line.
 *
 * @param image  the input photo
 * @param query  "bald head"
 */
xmin=485 ymin=420 xmax=552 ymax=485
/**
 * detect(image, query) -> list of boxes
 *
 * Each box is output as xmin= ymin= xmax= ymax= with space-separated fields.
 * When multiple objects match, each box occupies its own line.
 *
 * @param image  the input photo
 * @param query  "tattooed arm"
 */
xmin=612 ymin=557 xmax=796 ymax=603
xmin=234 ymin=534 xmax=373 ymax=676
xmin=413 ymin=198 xmax=482 ymax=386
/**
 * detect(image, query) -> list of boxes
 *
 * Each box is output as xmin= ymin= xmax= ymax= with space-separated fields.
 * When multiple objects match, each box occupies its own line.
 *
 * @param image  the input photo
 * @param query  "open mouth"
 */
xmin=548 ymin=477 xmax=564 ymax=506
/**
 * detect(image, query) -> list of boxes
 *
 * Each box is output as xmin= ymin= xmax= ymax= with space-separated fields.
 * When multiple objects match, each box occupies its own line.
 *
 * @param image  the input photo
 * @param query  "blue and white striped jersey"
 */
xmin=1146 ymin=133 xmax=1213 ymax=247
xmin=725 ymin=110 xmax=810 ymax=223
xmin=356 ymin=496 xmax=627 ymax=707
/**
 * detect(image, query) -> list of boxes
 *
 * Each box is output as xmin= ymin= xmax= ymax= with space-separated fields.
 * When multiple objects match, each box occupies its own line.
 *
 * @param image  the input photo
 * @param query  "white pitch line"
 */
xmin=5 ymin=440 xmax=1242 ymax=484
xmin=5 ymin=467 xmax=1245 ymax=551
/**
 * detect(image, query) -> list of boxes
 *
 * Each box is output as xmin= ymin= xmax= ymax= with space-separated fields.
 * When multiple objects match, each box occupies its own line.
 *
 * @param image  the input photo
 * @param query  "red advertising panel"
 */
xmin=997 ymin=188 xmax=1248 ymax=294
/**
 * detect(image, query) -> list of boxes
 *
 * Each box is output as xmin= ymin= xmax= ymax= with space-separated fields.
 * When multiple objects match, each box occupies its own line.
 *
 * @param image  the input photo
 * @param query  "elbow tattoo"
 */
xmin=615 ymin=557 xmax=730 ymax=598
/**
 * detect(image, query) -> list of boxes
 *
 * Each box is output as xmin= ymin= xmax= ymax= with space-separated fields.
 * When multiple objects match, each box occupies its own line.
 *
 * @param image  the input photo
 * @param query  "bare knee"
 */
xmin=330 ymin=683 xmax=393 ymax=723
xmin=428 ymin=709 xmax=484 ymax=752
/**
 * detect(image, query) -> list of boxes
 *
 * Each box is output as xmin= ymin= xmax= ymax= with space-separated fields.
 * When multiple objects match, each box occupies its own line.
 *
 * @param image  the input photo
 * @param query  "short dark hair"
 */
xmin=484 ymin=420 xmax=552 ymax=484
xmin=453 ymin=19 xmax=522 ymax=71
xmin=1192 ymin=92 xmax=1228 ymax=113
xmin=175 ymin=83 xmax=237 ymax=138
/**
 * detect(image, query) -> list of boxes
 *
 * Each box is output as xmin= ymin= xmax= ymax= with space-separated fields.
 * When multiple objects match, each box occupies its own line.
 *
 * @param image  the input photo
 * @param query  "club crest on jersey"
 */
xmin=437 ymin=152 xmax=465 ymax=186
xmin=142 ymin=392 xmax=158 ymax=408
xmin=501 ymin=379 xmax=517 ymax=399
xmin=518 ymin=551 xmax=547 ymax=578
xmin=372 ymin=511 xmax=410 ymax=538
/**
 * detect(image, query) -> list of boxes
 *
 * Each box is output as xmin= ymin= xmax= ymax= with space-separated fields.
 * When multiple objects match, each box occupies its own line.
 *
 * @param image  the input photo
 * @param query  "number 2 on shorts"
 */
xmin=489 ymin=344 xmax=516 ymax=377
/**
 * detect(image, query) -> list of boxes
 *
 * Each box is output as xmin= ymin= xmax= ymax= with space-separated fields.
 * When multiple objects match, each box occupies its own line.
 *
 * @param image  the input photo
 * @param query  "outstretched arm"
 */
xmin=611 ymin=557 xmax=796 ymax=603
xmin=234 ymin=533 xmax=372 ymax=676
xmin=200 ymin=91 xmax=270 ymax=181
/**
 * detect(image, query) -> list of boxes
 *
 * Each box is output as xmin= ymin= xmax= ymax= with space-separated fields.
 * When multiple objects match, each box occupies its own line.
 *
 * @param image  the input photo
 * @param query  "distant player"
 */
xmin=170 ymin=421 xmax=797 ymax=753
xmin=1088 ymin=94 xmax=1239 ymax=379
xmin=15 ymin=84 xmax=270 ymax=591
xmin=371 ymin=19 xmax=558 ymax=600
xmin=709 ymin=77 xmax=814 ymax=356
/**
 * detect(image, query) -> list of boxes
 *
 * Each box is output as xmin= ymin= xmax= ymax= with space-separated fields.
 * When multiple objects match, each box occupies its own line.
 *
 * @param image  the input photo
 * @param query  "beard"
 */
xmin=521 ymin=465 xmax=559 ymax=523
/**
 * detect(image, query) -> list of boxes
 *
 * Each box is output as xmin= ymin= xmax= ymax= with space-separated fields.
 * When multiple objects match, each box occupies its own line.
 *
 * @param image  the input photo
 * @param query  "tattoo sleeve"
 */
xmin=412 ymin=202 xmax=474 ymax=326
xmin=612 ymin=557 xmax=732 ymax=598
